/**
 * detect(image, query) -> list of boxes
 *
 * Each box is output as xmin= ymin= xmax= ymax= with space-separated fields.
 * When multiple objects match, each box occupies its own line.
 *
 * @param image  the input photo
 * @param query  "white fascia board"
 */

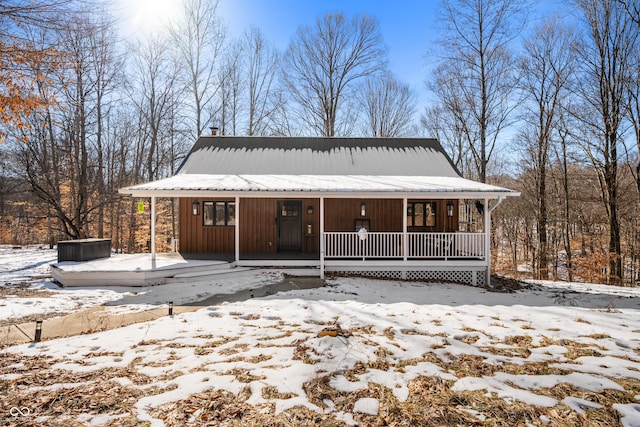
xmin=118 ymin=174 xmax=520 ymax=198
xmin=119 ymin=188 xmax=520 ymax=199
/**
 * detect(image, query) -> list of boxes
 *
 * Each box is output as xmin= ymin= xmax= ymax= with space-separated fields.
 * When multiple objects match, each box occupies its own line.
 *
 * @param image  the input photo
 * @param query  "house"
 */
xmin=119 ymin=135 xmax=519 ymax=286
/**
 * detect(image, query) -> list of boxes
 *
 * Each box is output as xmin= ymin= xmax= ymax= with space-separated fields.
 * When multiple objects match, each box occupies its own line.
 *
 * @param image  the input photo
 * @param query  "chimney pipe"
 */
xmin=210 ymin=126 xmax=218 ymax=136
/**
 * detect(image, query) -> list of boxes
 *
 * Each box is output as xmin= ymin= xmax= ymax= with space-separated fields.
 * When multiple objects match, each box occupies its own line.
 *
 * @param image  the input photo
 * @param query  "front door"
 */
xmin=277 ymin=200 xmax=302 ymax=252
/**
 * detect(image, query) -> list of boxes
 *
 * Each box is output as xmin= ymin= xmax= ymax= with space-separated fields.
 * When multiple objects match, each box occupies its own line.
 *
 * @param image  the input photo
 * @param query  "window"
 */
xmin=354 ymin=219 xmax=370 ymax=231
xmin=407 ymin=201 xmax=436 ymax=227
xmin=203 ymin=201 xmax=235 ymax=226
xmin=280 ymin=203 xmax=299 ymax=217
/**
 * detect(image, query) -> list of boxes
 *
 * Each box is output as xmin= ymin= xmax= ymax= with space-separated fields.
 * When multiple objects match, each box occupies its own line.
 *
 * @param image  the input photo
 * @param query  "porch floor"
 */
xmin=180 ymin=252 xmax=320 ymax=261
xmin=51 ymin=252 xmax=488 ymax=287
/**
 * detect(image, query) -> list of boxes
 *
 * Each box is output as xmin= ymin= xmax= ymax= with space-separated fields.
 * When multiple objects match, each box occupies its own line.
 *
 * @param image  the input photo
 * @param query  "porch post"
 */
xmin=484 ymin=197 xmax=491 ymax=287
xmin=402 ymin=198 xmax=408 ymax=261
xmin=150 ymin=196 xmax=156 ymax=262
xmin=235 ymin=196 xmax=240 ymax=263
xmin=320 ymin=196 xmax=325 ymax=279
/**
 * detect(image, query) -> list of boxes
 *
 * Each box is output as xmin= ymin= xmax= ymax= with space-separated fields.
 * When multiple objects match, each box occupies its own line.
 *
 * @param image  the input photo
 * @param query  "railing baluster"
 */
xmin=324 ymin=231 xmax=485 ymax=259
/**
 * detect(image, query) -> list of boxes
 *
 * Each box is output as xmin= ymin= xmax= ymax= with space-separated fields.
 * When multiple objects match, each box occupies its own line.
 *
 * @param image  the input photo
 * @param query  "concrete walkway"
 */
xmin=0 ymin=277 xmax=326 ymax=347
xmin=0 ymin=305 xmax=199 ymax=346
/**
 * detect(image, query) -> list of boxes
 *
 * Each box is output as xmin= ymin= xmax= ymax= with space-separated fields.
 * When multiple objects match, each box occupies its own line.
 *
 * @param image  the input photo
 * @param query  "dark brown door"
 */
xmin=277 ymin=200 xmax=302 ymax=252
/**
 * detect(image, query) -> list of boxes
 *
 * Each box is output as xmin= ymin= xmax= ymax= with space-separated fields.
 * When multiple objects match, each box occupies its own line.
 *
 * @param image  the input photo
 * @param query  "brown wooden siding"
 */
xmin=302 ymin=199 xmax=320 ymax=253
xmin=444 ymin=199 xmax=460 ymax=231
xmin=239 ymin=198 xmax=276 ymax=254
xmin=324 ymin=199 xmax=403 ymax=232
xmin=180 ymin=197 xmax=459 ymax=254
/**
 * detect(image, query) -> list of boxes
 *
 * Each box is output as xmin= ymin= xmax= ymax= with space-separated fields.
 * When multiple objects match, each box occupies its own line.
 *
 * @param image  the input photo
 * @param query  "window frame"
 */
xmin=407 ymin=201 xmax=436 ymax=228
xmin=202 ymin=201 xmax=236 ymax=227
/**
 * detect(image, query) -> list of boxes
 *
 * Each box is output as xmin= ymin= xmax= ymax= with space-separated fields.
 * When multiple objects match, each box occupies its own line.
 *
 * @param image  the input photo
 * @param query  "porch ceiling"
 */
xmin=119 ymin=174 xmax=520 ymax=199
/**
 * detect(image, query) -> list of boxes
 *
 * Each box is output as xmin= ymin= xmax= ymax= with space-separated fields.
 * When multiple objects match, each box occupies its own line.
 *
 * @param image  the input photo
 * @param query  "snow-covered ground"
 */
xmin=0 ymin=246 xmax=285 ymax=321
xmin=1 ymin=245 xmax=640 ymax=426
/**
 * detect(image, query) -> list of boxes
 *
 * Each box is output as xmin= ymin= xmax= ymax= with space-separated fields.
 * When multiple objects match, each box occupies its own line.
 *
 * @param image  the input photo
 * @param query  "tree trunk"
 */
xmin=607 ymin=153 xmax=622 ymax=284
xmin=561 ymin=131 xmax=573 ymax=282
xmin=536 ymin=151 xmax=548 ymax=280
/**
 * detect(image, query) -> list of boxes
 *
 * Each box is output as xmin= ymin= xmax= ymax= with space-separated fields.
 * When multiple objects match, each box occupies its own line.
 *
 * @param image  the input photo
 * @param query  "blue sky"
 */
xmin=217 ymin=0 xmax=572 ymax=114
xmin=218 ymin=0 xmax=442 ymax=108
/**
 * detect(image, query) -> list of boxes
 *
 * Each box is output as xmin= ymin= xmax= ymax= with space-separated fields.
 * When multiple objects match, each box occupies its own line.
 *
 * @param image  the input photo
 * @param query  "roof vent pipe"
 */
xmin=210 ymin=126 xmax=218 ymax=136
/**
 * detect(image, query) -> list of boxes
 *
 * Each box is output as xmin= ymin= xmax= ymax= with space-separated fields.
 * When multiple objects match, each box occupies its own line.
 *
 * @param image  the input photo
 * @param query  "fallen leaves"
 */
xmin=1 ymin=284 xmax=638 ymax=426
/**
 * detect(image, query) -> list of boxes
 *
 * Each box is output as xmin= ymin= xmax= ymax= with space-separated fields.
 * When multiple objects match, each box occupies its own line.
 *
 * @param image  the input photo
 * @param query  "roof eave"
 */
xmin=119 ymin=188 xmax=520 ymax=199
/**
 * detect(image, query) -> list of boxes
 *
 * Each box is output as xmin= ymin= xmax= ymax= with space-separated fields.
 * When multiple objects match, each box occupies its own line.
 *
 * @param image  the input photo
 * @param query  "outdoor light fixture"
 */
xmin=169 ymin=301 xmax=174 ymax=316
xmin=34 ymin=320 xmax=43 ymax=343
xmin=447 ymin=201 xmax=455 ymax=217
xmin=307 ymin=205 xmax=314 ymax=215
xmin=192 ymin=200 xmax=200 ymax=215
xmin=360 ymin=201 xmax=366 ymax=217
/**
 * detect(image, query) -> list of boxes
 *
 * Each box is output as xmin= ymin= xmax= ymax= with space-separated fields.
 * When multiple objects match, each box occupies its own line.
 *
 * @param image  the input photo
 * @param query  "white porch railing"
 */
xmin=324 ymin=232 xmax=485 ymax=260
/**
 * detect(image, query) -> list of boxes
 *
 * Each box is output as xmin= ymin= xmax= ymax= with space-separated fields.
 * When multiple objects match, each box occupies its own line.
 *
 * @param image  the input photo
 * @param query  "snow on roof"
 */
xmin=121 ymin=174 xmax=516 ymax=197
xmin=119 ymin=136 xmax=519 ymax=197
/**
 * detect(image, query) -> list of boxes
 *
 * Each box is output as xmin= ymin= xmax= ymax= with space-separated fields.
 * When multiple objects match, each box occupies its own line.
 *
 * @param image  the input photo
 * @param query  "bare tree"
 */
xmin=429 ymin=0 xmax=528 ymax=182
xmin=102 ymin=106 xmax=137 ymax=253
xmin=52 ymin=15 xmax=94 ymax=239
xmin=11 ymin=13 xmax=117 ymax=239
xmin=624 ymin=24 xmax=640 ymax=208
xmin=129 ymin=34 xmax=181 ymax=182
xmin=358 ymin=73 xmax=417 ymax=137
xmin=267 ymin=100 xmax=296 ymax=136
xmin=519 ymin=18 xmax=577 ymax=280
xmin=421 ymin=105 xmax=473 ymax=176
xmin=424 ymin=61 xmax=478 ymax=178
xmin=617 ymin=0 xmax=640 ymax=24
xmin=170 ymin=0 xmax=225 ymax=137
xmin=243 ymin=27 xmax=281 ymax=136
xmin=86 ymin=13 xmax=122 ymax=238
xmin=622 ymin=3 xmax=640 ymax=284
xmin=573 ymin=0 xmax=638 ymax=284
xmin=0 ymin=0 xmax=71 ymax=36
xmin=552 ymin=110 xmax=583 ymax=283
xmin=125 ymin=34 xmax=185 ymax=252
xmin=282 ymin=12 xmax=387 ymax=137
xmin=215 ymin=40 xmax=243 ymax=136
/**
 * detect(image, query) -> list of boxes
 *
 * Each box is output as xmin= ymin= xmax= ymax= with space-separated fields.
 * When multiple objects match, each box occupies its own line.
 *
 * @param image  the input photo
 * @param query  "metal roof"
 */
xmin=176 ymin=136 xmax=461 ymax=176
xmin=120 ymin=136 xmax=519 ymax=198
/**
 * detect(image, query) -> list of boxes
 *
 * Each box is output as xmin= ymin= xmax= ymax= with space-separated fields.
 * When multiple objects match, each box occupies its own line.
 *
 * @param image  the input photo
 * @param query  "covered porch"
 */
xmin=137 ymin=193 xmax=504 ymax=286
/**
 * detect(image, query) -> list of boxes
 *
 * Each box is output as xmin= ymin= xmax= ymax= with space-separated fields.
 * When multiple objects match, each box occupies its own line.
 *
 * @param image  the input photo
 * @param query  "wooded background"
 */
xmin=1 ymin=0 xmax=639 ymax=285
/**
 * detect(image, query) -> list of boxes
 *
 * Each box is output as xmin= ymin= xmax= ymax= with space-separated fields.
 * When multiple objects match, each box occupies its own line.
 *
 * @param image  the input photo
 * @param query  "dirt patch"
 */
xmin=0 ymin=287 xmax=55 ymax=298
xmin=184 ymin=276 xmax=326 ymax=306
xmin=488 ymin=275 xmax=528 ymax=293
xmin=328 ymin=271 xmax=527 ymax=293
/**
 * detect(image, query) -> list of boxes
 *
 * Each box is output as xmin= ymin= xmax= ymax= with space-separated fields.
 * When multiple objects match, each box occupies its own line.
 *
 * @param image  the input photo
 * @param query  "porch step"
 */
xmin=167 ymin=266 xmax=254 ymax=283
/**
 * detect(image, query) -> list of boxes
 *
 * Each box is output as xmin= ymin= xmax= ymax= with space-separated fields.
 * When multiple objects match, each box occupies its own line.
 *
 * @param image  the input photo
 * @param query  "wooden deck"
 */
xmin=51 ymin=250 xmax=488 ymax=287
xmin=51 ymin=253 xmax=234 ymax=287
